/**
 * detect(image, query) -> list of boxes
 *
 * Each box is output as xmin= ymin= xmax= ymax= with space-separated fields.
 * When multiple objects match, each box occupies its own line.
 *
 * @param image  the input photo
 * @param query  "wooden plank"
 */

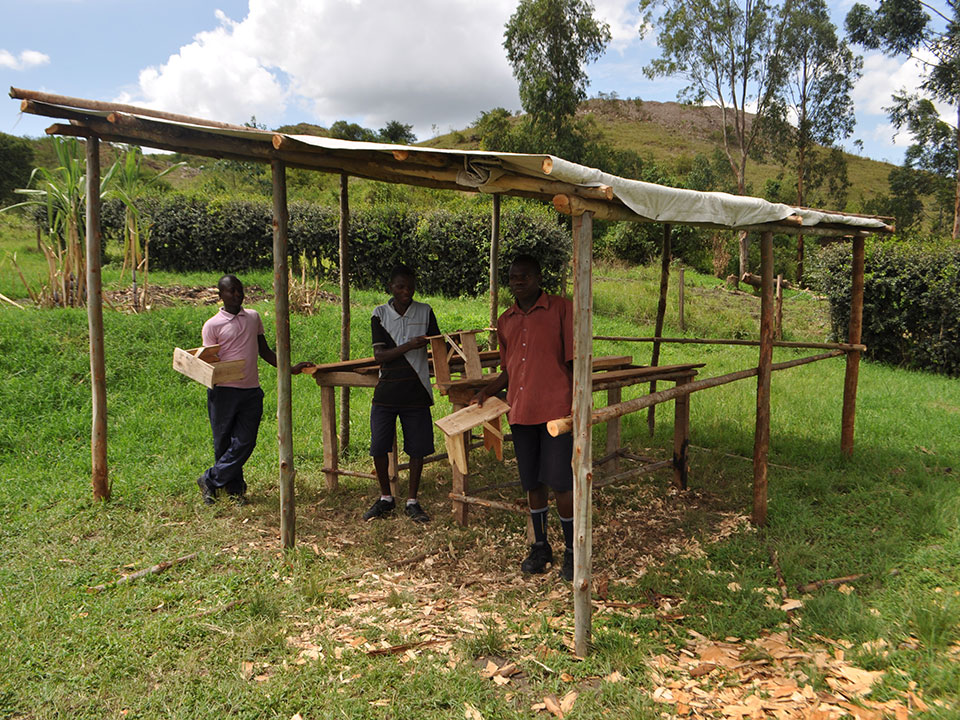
xmin=173 ymin=347 xmax=245 ymax=388
xmin=435 ymin=397 xmax=510 ymax=436
xmin=321 ymin=385 xmax=338 ymax=491
xmin=483 ymin=416 xmax=503 ymax=461
xmin=272 ymin=159 xmax=296 ymax=549
xmin=459 ymin=332 xmax=483 ymax=378
xmin=448 ymin=493 xmax=526 ymax=513
xmin=593 ymin=336 xmax=867 ymax=351
xmin=430 ymin=337 xmax=451 ymax=390
xmin=450 ymin=402 xmax=469 ymax=525
xmin=303 ymin=356 xmax=378 ymax=374
xmin=443 ymin=434 xmax=468 ymax=475
xmin=571 ymin=210 xmax=594 ymax=656
xmin=86 ymin=135 xmax=109 ymax=502
xmin=752 ymin=231 xmax=774 ymax=527
xmin=313 ymin=371 xmax=379 ymax=388
xmin=841 ymin=235 xmax=865 ymax=456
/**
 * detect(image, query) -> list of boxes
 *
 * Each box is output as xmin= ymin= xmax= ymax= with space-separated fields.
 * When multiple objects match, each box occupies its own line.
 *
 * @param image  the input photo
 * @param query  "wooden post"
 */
xmin=752 ymin=231 xmax=775 ymax=526
xmin=678 ymin=265 xmax=685 ymax=331
xmin=272 ymin=159 xmax=295 ymax=549
xmin=796 ymin=235 xmax=805 ymax=287
xmin=775 ymin=274 xmax=783 ymax=341
xmin=489 ymin=193 xmax=501 ymax=350
xmin=339 ymin=173 xmax=351 ymax=450
xmin=841 ymin=235 xmax=865 ymax=456
xmin=321 ymin=385 xmax=338 ymax=491
xmin=673 ymin=376 xmax=691 ymax=489
xmin=86 ymin=135 xmax=109 ymax=501
xmin=648 ymin=224 xmax=672 ymax=436
xmin=604 ymin=387 xmax=621 ymax=471
xmin=572 ymin=210 xmax=594 ymax=656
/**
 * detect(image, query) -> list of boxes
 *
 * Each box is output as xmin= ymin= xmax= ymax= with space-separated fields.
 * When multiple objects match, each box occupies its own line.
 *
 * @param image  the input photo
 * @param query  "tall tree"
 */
xmin=504 ymin=0 xmax=611 ymax=156
xmin=378 ymin=121 xmax=417 ymax=145
xmin=846 ymin=0 xmax=960 ymax=238
xmin=639 ymin=0 xmax=791 ymax=278
xmin=778 ymin=0 xmax=862 ymax=282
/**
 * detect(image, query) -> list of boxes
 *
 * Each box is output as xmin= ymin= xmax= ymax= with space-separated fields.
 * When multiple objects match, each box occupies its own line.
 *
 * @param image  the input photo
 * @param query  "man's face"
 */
xmin=219 ymin=280 xmax=244 ymax=314
xmin=389 ymin=274 xmax=416 ymax=306
xmin=508 ymin=262 xmax=541 ymax=304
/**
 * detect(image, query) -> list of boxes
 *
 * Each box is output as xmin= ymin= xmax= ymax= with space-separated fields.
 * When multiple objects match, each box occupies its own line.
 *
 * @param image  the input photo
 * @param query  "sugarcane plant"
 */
xmin=105 ymin=146 xmax=184 ymax=311
xmin=0 ymin=137 xmax=116 ymax=307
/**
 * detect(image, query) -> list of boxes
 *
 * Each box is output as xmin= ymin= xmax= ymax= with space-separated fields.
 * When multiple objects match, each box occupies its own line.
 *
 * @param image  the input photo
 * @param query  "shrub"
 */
xmin=812 ymin=239 xmax=960 ymax=376
xmin=136 ymin=195 xmax=571 ymax=296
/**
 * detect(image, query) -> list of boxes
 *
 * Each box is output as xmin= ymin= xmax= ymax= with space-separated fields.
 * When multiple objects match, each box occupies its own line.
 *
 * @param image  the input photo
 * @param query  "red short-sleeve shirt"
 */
xmin=497 ymin=292 xmax=573 ymax=425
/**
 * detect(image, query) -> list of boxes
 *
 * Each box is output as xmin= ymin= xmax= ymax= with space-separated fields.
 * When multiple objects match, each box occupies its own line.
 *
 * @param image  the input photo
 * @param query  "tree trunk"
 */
xmin=953 ymin=105 xmax=959 ymax=240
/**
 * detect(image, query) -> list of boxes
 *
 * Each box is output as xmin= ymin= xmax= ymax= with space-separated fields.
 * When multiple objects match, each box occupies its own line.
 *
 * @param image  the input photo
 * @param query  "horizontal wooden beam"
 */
xmin=593 ymin=335 xmax=867 ymax=352
xmin=547 ymin=350 xmax=845 ymax=436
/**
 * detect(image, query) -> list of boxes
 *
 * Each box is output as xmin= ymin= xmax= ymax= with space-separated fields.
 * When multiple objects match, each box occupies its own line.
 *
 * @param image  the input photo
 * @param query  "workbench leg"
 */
xmin=672 ymin=379 xmax=690 ymax=490
xmin=451 ymin=402 xmax=469 ymax=525
xmin=321 ymin=385 xmax=338 ymax=491
xmin=604 ymin=387 xmax=621 ymax=471
xmin=388 ymin=437 xmax=400 ymax=499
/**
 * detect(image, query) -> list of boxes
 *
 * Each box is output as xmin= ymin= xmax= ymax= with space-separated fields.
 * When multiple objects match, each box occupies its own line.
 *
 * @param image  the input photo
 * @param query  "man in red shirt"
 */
xmin=473 ymin=255 xmax=575 ymax=580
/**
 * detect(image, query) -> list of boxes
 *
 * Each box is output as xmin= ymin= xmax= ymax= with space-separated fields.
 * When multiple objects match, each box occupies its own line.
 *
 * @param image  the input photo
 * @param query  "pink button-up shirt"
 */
xmin=201 ymin=307 xmax=265 ymax=389
xmin=497 ymin=292 xmax=573 ymax=425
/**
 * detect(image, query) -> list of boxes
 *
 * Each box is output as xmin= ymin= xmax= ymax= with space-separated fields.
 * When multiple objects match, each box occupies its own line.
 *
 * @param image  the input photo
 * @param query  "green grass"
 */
xmin=1 ymin=225 xmax=958 ymax=717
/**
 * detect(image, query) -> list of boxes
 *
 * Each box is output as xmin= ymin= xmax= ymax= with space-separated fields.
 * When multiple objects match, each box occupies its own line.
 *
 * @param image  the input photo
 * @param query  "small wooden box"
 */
xmin=173 ymin=345 xmax=245 ymax=388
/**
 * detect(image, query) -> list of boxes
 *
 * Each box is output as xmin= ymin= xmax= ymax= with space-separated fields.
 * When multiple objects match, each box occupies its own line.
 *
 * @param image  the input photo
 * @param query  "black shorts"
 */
xmin=369 ymin=404 xmax=435 ymax=458
xmin=510 ymin=423 xmax=573 ymax=493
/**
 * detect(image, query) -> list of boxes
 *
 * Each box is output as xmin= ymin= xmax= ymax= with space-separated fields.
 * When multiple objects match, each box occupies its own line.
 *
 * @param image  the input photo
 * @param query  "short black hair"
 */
xmin=218 ymin=274 xmax=242 ymax=292
xmin=389 ymin=264 xmax=416 ymax=283
xmin=509 ymin=254 xmax=541 ymax=275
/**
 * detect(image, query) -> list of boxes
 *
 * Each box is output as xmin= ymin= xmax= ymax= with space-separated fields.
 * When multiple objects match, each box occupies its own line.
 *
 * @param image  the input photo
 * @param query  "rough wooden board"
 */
xmin=435 ymin=397 xmax=510 ymax=437
xmin=173 ymin=346 xmax=245 ymax=389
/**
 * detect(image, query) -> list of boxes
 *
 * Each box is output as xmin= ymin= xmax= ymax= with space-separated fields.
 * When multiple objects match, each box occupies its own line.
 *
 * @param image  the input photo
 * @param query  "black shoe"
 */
xmin=363 ymin=497 xmax=396 ymax=520
xmin=404 ymin=501 xmax=430 ymax=523
xmin=197 ymin=477 xmax=215 ymax=505
xmin=560 ymin=548 xmax=574 ymax=581
xmin=521 ymin=542 xmax=553 ymax=574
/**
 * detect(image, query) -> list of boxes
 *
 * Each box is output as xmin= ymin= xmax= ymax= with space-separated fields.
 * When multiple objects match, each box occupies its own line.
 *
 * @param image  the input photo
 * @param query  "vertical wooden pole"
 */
xmin=271 ymin=159 xmax=295 ymax=549
xmin=86 ymin=136 xmax=109 ymax=501
xmin=775 ymin=274 xmax=783 ymax=341
xmin=672 ymin=376 xmax=691 ymax=490
xmin=339 ymin=174 xmax=351 ymax=450
xmin=796 ymin=235 xmax=805 ymax=287
xmin=321 ymin=385 xmax=338 ymax=490
xmin=752 ymin=231 xmax=774 ymax=526
xmin=572 ymin=211 xmax=594 ymax=656
xmin=604 ymin=387 xmax=621 ymax=471
xmin=678 ymin=266 xmax=685 ymax=331
xmin=648 ymin=224 xmax=672 ymax=436
xmin=841 ymin=235 xmax=865 ymax=456
xmin=489 ymin=194 xmax=501 ymax=350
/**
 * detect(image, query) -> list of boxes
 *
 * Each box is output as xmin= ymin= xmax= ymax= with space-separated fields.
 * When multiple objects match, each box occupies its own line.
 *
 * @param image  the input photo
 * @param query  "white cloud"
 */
xmin=592 ymin=0 xmax=644 ymax=52
xmin=123 ymin=0 xmax=521 ymax=139
xmin=0 ymin=49 xmax=51 ymax=71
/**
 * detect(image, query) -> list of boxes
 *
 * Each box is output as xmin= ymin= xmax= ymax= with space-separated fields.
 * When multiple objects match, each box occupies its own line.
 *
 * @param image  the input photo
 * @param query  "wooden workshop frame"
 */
xmin=10 ymin=86 xmax=894 ymax=655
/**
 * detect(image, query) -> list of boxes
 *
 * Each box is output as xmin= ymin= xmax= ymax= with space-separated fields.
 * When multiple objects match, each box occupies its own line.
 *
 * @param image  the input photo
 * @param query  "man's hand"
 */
xmin=405 ymin=335 xmax=428 ymax=350
xmin=470 ymin=389 xmax=489 ymax=407
xmin=291 ymin=361 xmax=316 ymax=375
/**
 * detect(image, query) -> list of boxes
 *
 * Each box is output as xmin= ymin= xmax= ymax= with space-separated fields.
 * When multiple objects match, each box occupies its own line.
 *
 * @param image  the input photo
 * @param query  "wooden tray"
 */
xmin=173 ymin=345 xmax=245 ymax=388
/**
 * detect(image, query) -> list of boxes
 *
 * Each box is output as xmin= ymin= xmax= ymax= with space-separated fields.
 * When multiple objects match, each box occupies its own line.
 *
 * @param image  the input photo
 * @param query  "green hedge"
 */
xmin=130 ymin=196 xmax=571 ymax=296
xmin=814 ymin=240 xmax=960 ymax=376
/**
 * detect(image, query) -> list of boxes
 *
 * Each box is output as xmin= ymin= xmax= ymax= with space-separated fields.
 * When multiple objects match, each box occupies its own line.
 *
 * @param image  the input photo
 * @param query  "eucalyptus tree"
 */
xmin=639 ymin=0 xmax=790 ymax=278
xmin=846 ymin=0 xmax=960 ymax=237
xmin=504 ymin=0 xmax=611 ymax=159
xmin=778 ymin=0 xmax=862 ymax=282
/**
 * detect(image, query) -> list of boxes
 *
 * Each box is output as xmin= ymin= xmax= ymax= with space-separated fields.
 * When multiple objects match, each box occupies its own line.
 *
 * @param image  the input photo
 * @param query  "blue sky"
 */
xmin=0 ymin=0 xmax=936 ymax=166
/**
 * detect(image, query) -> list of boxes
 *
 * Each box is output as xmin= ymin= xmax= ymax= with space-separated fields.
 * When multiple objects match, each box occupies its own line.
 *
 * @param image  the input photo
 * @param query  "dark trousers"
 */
xmin=202 ymin=386 xmax=264 ymax=494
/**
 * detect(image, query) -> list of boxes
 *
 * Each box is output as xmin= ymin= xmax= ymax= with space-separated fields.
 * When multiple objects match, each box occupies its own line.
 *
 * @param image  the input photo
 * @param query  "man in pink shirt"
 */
xmin=473 ymin=255 xmax=575 ymax=581
xmin=197 ymin=275 xmax=307 ymax=504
